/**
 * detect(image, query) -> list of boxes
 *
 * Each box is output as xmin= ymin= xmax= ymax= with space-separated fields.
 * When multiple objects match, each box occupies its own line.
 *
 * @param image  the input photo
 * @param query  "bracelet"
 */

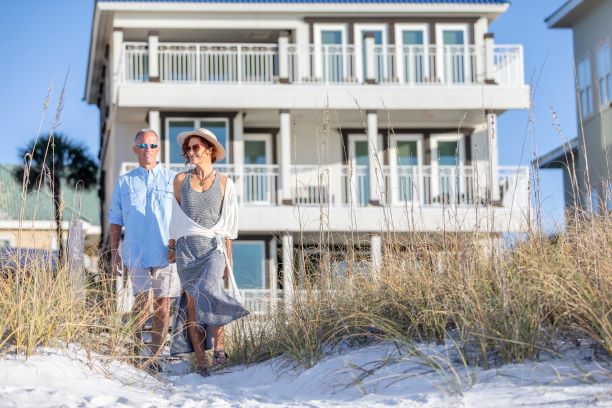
xmin=168 ymin=246 xmax=176 ymax=253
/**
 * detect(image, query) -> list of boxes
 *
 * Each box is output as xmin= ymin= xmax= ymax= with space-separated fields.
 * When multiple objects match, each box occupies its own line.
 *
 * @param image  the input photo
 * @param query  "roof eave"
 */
xmin=85 ymin=5 xmax=102 ymax=105
xmin=97 ymin=1 xmax=509 ymax=15
xmin=534 ymin=138 xmax=579 ymax=169
xmin=545 ymin=0 xmax=586 ymax=29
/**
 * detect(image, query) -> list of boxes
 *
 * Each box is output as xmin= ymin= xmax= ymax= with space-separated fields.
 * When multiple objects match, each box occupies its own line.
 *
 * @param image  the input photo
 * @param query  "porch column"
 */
xmin=147 ymin=110 xmax=162 ymax=160
xmin=148 ymin=31 xmax=159 ymax=82
xmin=487 ymin=112 xmax=500 ymax=202
xmin=278 ymin=31 xmax=290 ymax=83
xmin=110 ymin=29 xmax=123 ymax=105
xmin=280 ymin=109 xmax=292 ymax=205
xmin=233 ymin=112 xmax=244 ymax=204
xmin=484 ymin=33 xmax=495 ymax=84
xmin=367 ymin=110 xmax=381 ymax=205
xmin=269 ymin=236 xmax=278 ymax=312
xmin=282 ymin=232 xmax=294 ymax=309
xmin=365 ymin=32 xmax=376 ymax=84
xmin=295 ymin=22 xmax=310 ymax=82
xmin=389 ymin=136 xmax=399 ymax=205
xmin=370 ymin=234 xmax=382 ymax=275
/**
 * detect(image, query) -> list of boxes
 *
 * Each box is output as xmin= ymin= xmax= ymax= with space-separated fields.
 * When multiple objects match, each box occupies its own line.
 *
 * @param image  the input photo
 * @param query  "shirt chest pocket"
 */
xmin=153 ymin=186 xmax=175 ymax=210
xmin=122 ymin=189 xmax=146 ymax=214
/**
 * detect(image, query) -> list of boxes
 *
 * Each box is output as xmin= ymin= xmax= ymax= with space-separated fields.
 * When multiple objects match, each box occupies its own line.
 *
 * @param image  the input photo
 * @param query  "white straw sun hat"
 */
xmin=176 ymin=128 xmax=225 ymax=162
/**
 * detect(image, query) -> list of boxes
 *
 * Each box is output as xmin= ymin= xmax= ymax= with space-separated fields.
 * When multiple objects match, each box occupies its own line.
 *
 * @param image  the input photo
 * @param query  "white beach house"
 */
xmin=85 ymin=0 xmax=530 ymax=312
xmin=538 ymin=0 xmax=612 ymax=212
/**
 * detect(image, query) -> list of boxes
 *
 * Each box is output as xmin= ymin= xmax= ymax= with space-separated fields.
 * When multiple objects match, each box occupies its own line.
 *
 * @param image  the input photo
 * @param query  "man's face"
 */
xmin=133 ymin=131 xmax=159 ymax=167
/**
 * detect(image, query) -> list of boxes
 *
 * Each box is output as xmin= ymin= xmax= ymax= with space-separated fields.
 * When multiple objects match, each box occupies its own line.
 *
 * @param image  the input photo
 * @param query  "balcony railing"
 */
xmin=120 ymin=162 xmax=528 ymax=209
xmin=121 ymin=42 xmax=524 ymax=86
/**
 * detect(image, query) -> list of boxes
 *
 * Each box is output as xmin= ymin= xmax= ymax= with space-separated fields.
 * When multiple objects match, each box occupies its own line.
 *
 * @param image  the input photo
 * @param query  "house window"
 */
xmin=578 ymin=57 xmax=594 ymax=117
xmin=314 ymin=24 xmax=348 ymax=83
xmin=166 ymin=118 xmax=229 ymax=164
xmin=595 ymin=42 xmax=611 ymax=106
xmin=233 ymin=241 xmax=266 ymax=289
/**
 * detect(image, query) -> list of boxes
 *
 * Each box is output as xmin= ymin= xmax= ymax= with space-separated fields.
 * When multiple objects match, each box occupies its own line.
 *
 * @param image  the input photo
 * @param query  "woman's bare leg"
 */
xmin=185 ymin=291 xmax=208 ymax=368
xmin=211 ymin=326 xmax=225 ymax=351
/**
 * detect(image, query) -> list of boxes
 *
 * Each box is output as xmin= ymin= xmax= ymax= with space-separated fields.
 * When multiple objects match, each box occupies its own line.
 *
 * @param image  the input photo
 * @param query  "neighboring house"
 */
xmin=538 ymin=0 xmax=612 ymax=211
xmin=85 ymin=0 xmax=530 ymax=312
xmin=0 ymin=164 xmax=101 ymax=263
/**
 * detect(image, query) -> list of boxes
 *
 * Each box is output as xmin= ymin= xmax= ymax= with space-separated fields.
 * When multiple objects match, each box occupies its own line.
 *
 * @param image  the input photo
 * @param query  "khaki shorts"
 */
xmin=129 ymin=263 xmax=181 ymax=298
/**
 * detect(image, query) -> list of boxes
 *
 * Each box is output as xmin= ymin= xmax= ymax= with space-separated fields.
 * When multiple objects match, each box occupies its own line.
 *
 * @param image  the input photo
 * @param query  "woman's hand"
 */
xmin=168 ymin=239 xmax=176 ymax=264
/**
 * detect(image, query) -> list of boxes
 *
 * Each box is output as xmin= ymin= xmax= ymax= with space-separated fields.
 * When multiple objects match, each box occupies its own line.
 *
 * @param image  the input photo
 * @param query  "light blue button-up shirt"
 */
xmin=109 ymin=164 xmax=177 ymax=270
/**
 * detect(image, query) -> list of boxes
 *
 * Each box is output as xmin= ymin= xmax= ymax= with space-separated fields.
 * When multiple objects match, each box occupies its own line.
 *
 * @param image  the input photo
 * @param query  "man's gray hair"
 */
xmin=134 ymin=128 xmax=159 ymax=142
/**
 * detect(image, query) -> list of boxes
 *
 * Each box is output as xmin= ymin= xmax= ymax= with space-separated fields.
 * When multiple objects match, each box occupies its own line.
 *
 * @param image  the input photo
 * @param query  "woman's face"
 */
xmin=184 ymin=136 xmax=214 ymax=165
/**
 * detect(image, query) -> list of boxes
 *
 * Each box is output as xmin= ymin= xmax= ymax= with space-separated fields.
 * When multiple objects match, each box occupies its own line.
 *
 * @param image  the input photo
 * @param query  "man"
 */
xmin=109 ymin=128 xmax=180 ymax=371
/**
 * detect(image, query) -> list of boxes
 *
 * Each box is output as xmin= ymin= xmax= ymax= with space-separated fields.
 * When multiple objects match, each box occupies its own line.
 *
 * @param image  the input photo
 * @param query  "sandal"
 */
xmin=146 ymin=361 xmax=163 ymax=374
xmin=213 ymin=349 xmax=228 ymax=365
xmin=195 ymin=366 xmax=210 ymax=377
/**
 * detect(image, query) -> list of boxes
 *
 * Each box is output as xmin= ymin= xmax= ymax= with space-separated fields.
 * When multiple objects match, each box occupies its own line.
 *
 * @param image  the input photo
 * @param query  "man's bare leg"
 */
xmin=131 ymin=292 xmax=151 ymax=358
xmin=149 ymin=296 xmax=171 ymax=361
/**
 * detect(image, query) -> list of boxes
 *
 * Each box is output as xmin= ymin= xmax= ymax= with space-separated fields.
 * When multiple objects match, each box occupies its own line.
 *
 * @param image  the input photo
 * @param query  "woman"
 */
xmin=168 ymin=128 xmax=249 ymax=377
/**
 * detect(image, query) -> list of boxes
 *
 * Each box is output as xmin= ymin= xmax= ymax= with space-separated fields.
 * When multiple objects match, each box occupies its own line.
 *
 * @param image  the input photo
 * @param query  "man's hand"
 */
xmin=112 ymin=254 xmax=124 ymax=277
xmin=168 ymin=247 xmax=176 ymax=264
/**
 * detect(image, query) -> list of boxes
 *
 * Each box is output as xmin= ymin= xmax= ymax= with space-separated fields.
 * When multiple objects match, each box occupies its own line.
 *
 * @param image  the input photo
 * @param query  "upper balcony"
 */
xmin=121 ymin=41 xmax=524 ymax=86
xmin=113 ymin=40 xmax=528 ymax=111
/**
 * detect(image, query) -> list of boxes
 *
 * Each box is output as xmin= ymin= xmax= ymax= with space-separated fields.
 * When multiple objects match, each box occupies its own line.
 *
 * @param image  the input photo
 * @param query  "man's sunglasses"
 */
xmin=135 ymin=143 xmax=159 ymax=149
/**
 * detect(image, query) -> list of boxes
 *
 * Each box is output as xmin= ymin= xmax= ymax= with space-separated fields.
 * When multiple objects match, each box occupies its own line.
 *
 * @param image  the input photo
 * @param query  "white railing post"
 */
xmin=484 ymin=33 xmax=495 ymax=84
xmin=195 ymin=44 xmax=201 ymax=83
xmin=233 ymin=112 xmax=245 ymax=204
xmin=370 ymin=234 xmax=382 ymax=276
xmin=280 ymin=110 xmax=292 ymax=205
xmin=148 ymin=31 xmax=159 ymax=81
xmin=365 ymin=33 xmax=376 ymax=84
xmin=269 ymin=237 xmax=278 ymax=312
xmin=278 ymin=31 xmax=289 ymax=83
xmin=367 ymin=111 xmax=380 ymax=205
xmin=487 ymin=112 xmax=500 ymax=202
xmin=389 ymin=141 xmax=399 ymax=205
xmin=237 ymin=46 xmax=243 ymax=84
xmin=415 ymin=166 xmax=423 ymax=205
xmin=282 ymin=232 xmax=294 ymax=311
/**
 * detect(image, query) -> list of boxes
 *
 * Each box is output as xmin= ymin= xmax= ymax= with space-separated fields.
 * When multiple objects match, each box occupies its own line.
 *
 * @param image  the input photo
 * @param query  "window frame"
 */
xmin=577 ymin=54 xmax=594 ymax=118
xmin=394 ymin=23 xmax=430 ymax=84
xmin=164 ymin=116 xmax=231 ymax=164
xmin=434 ymin=23 xmax=471 ymax=84
xmin=595 ymin=39 xmax=612 ymax=107
xmin=353 ymin=23 xmax=389 ymax=82
xmin=313 ymin=23 xmax=349 ymax=82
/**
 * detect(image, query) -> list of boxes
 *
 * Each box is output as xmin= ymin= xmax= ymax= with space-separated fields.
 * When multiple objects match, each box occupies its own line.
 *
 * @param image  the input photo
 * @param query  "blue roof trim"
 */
xmin=97 ymin=0 xmax=508 ymax=3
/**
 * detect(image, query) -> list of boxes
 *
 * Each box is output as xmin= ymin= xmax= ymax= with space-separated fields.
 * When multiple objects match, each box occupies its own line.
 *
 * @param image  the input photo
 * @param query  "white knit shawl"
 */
xmin=169 ymin=177 xmax=238 ymax=241
xmin=168 ymin=177 xmax=241 ymax=301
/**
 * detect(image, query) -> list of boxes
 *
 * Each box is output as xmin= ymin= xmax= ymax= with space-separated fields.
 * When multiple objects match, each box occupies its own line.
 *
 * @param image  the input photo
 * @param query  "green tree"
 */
xmin=14 ymin=133 xmax=98 ymax=259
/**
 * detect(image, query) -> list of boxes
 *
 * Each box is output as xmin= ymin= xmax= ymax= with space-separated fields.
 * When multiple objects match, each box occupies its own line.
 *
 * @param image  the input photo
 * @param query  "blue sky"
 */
xmin=0 ymin=0 xmax=573 ymax=232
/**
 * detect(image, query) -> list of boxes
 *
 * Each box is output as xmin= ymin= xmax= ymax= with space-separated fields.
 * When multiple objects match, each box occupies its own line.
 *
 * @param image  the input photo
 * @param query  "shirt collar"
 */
xmin=137 ymin=162 xmax=161 ymax=176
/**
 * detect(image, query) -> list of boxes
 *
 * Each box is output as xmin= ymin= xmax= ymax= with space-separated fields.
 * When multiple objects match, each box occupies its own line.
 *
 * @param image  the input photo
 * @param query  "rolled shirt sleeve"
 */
xmin=108 ymin=180 xmax=123 ymax=226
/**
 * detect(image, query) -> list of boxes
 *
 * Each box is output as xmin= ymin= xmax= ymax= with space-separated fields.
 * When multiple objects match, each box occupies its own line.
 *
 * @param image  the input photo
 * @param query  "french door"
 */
xmin=243 ymin=134 xmax=273 ymax=204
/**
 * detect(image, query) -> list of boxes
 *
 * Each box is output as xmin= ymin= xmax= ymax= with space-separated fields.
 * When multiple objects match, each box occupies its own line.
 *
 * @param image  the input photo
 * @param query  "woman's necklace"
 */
xmin=193 ymin=168 xmax=215 ymax=187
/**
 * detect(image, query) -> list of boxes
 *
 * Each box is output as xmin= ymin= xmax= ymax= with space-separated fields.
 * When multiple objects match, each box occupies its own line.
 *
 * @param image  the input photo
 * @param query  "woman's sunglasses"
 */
xmin=135 ymin=143 xmax=159 ymax=149
xmin=183 ymin=143 xmax=207 ymax=154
